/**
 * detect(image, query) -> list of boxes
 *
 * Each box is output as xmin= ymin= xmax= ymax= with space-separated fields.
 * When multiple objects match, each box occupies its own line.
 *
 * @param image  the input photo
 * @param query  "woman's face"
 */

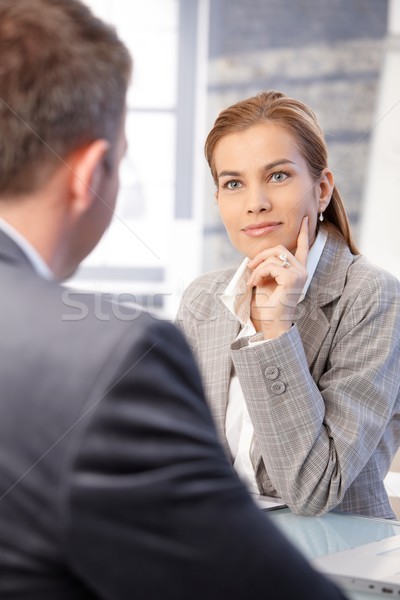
xmin=213 ymin=121 xmax=332 ymax=259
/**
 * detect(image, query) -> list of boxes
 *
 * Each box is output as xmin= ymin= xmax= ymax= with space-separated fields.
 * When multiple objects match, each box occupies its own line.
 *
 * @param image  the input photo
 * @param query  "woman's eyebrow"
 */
xmin=217 ymin=170 xmax=241 ymax=179
xmin=217 ymin=159 xmax=295 ymax=179
xmin=262 ymin=159 xmax=295 ymax=171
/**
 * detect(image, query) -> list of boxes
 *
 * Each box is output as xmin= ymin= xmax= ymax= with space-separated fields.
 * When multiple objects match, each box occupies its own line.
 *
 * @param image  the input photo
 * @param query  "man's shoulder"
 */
xmin=1 ymin=262 xmax=184 ymax=372
xmin=58 ymin=285 xmax=185 ymax=353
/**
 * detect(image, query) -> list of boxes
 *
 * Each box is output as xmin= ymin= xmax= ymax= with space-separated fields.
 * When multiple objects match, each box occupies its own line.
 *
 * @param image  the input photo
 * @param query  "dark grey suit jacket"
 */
xmin=0 ymin=230 xmax=347 ymax=599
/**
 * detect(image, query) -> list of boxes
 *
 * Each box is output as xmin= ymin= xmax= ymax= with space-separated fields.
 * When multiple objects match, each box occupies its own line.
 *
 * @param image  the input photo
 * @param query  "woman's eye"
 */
xmin=225 ymin=180 xmax=241 ymax=190
xmin=271 ymin=171 xmax=288 ymax=182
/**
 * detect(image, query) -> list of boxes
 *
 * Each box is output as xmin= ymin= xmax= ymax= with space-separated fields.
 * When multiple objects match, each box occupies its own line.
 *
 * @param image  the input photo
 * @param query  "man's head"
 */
xmin=0 ymin=0 xmax=132 ymax=195
xmin=0 ymin=0 xmax=132 ymax=279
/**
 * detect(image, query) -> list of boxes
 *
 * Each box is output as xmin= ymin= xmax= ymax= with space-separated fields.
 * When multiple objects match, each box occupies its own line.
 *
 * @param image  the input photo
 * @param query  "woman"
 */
xmin=177 ymin=90 xmax=400 ymax=518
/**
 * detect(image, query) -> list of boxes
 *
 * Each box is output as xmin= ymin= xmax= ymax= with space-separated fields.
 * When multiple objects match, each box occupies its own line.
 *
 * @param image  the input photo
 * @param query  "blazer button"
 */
xmin=264 ymin=366 xmax=279 ymax=380
xmin=270 ymin=381 xmax=286 ymax=395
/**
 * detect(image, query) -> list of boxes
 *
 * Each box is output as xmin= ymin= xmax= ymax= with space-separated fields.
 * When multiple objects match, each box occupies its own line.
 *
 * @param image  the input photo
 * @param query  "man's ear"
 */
xmin=68 ymin=139 xmax=110 ymax=217
xmin=318 ymin=168 xmax=334 ymax=213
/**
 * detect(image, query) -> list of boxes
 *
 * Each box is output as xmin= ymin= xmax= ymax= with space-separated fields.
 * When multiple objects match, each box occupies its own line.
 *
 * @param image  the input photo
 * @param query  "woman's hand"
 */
xmin=247 ymin=217 xmax=309 ymax=339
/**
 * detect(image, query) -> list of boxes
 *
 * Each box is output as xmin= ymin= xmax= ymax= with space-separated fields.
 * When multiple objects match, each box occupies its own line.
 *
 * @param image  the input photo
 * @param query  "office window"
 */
xmin=71 ymin=0 xmax=208 ymax=318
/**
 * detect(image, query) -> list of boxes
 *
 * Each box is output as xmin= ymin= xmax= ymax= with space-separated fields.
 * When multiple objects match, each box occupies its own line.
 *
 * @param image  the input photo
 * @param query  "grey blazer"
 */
xmin=177 ymin=232 xmax=400 ymax=518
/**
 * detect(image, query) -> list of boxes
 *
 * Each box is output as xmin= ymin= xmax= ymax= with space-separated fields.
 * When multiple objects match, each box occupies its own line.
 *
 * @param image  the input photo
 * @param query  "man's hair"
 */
xmin=0 ymin=0 xmax=132 ymax=195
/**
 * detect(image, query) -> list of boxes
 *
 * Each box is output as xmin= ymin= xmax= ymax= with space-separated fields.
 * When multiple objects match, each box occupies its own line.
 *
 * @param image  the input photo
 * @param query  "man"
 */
xmin=0 ymin=1 xmax=347 ymax=598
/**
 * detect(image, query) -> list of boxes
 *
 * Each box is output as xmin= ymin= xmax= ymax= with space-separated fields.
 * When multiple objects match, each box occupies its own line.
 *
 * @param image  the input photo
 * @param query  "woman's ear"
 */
xmin=68 ymin=139 xmax=110 ymax=218
xmin=318 ymin=168 xmax=334 ymax=213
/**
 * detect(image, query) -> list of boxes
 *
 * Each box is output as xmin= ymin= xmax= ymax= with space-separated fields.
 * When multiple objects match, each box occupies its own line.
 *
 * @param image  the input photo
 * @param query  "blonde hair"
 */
xmin=205 ymin=90 xmax=359 ymax=254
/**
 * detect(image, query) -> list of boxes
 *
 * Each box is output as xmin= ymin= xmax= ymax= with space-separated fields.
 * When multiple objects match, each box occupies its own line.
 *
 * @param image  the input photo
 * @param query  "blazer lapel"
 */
xmin=295 ymin=296 xmax=330 ymax=371
xmin=295 ymin=231 xmax=356 ymax=372
xmin=196 ymin=310 xmax=240 ymax=453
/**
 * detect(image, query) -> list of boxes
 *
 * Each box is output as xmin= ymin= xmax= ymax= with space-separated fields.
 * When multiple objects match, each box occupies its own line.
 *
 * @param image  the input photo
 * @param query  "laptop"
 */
xmin=250 ymin=494 xmax=287 ymax=511
xmin=313 ymin=534 xmax=400 ymax=596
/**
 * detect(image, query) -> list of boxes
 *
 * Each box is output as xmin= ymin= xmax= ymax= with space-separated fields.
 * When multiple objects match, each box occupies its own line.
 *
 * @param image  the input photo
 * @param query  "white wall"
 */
xmin=68 ymin=1 xmax=209 ymax=319
xmin=359 ymin=0 xmax=400 ymax=278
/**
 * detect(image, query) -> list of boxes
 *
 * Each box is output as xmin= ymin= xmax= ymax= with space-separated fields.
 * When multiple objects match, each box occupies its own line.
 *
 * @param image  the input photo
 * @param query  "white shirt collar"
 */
xmin=221 ymin=228 xmax=327 ymax=326
xmin=0 ymin=218 xmax=54 ymax=280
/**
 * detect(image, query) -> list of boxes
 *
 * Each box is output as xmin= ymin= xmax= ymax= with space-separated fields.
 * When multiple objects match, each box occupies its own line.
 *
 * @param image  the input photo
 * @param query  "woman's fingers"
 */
xmin=294 ymin=216 xmax=309 ymax=267
xmin=247 ymin=263 xmax=278 ymax=287
xmin=248 ymin=245 xmax=295 ymax=270
xmin=247 ymin=255 xmax=308 ymax=290
xmin=248 ymin=216 xmax=310 ymax=270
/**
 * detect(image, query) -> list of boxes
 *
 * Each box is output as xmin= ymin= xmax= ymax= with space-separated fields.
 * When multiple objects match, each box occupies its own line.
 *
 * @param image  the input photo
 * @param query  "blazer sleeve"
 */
xmin=231 ymin=270 xmax=400 ymax=516
xmin=61 ymin=319 xmax=347 ymax=600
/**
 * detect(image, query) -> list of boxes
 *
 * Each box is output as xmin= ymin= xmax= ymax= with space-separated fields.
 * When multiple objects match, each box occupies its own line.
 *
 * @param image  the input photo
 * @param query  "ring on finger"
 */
xmin=278 ymin=253 xmax=291 ymax=269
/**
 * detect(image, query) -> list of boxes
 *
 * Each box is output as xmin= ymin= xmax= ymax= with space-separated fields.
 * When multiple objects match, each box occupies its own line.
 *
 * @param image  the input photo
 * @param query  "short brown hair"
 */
xmin=0 ymin=0 xmax=132 ymax=195
xmin=205 ymin=91 xmax=358 ymax=254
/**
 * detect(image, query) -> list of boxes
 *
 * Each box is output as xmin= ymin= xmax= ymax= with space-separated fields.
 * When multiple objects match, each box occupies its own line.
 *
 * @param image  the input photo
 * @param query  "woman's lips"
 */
xmin=242 ymin=222 xmax=282 ymax=237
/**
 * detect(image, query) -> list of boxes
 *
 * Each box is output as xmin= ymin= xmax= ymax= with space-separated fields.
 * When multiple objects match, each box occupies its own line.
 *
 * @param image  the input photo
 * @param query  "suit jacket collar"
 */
xmin=307 ymin=228 xmax=355 ymax=307
xmin=0 ymin=228 xmax=34 ymax=270
xmin=294 ymin=230 xmax=356 ymax=369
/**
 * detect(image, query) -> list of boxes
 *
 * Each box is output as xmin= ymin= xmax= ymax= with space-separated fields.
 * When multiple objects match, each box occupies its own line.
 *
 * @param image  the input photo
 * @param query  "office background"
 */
xmin=70 ymin=0 xmax=400 ymax=516
xmin=70 ymin=0 xmax=400 ymax=319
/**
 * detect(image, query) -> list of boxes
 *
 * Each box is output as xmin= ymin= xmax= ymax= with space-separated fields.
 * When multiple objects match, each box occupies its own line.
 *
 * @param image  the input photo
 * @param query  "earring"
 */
xmin=319 ymin=211 xmax=324 ymax=222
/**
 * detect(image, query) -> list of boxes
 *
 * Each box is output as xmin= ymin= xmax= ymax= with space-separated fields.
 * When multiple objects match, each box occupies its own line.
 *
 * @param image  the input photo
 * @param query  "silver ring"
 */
xmin=278 ymin=254 xmax=290 ymax=269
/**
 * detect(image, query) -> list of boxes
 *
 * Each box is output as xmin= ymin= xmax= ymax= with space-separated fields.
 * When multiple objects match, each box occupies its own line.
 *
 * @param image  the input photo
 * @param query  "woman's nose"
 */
xmin=246 ymin=186 xmax=272 ymax=214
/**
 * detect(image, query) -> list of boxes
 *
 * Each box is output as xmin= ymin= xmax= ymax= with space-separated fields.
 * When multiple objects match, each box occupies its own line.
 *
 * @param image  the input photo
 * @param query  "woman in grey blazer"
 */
xmin=177 ymin=90 xmax=400 ymax=519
